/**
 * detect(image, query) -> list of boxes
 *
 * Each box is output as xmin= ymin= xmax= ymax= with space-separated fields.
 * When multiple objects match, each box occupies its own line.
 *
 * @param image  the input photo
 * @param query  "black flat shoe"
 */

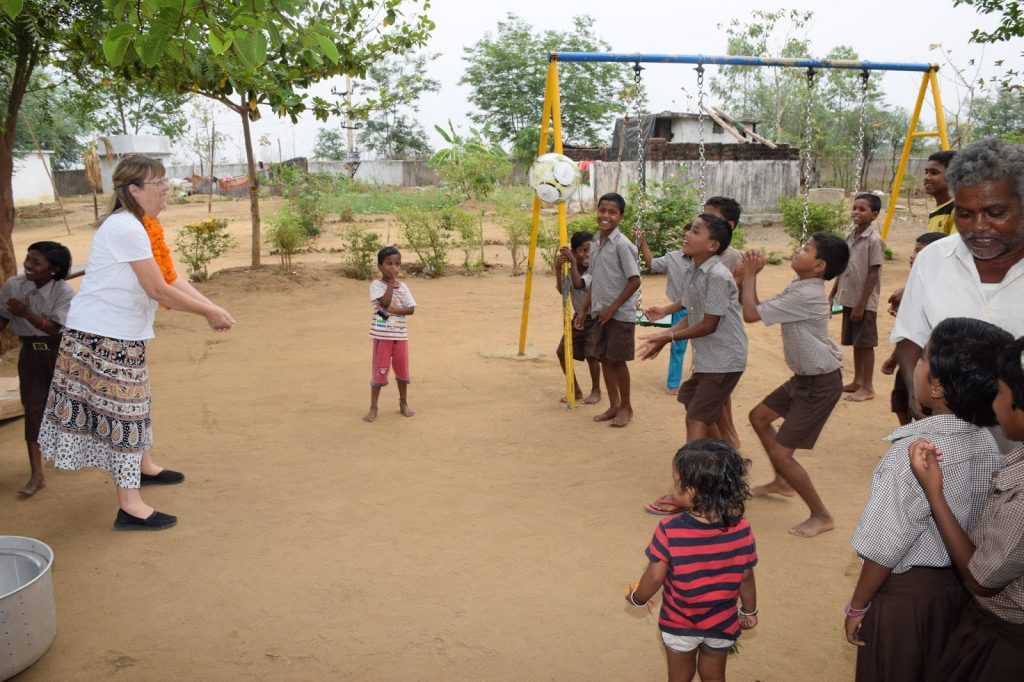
xmin=114 ymin=508 xmax=178 ymax=531
xmin=140 ymin=469 xmax=185 ymax=486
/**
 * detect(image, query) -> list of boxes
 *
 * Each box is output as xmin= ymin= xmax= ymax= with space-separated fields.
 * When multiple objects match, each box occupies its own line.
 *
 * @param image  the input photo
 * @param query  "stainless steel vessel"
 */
xmin=1 ymin=536 xmax=56 ymax=680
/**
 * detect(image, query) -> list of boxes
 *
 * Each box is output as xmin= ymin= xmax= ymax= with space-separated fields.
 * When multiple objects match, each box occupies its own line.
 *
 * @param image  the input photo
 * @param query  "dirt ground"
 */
xmin=1 ymin=193 xmax=933 ymax=680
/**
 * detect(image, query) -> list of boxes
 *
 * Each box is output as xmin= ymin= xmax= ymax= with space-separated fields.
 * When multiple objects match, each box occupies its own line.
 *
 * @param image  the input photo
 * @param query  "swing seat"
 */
xmin=636 ymin=312 xmax=673 ymax=328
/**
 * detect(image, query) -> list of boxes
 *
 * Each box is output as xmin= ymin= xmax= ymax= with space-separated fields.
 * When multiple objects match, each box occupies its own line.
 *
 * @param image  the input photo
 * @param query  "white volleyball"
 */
xmin=529 ymin=153 xmax=581 ymax=204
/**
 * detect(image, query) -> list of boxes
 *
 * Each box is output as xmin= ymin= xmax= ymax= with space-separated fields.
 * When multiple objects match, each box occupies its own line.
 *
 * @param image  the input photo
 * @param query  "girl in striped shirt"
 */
xmin=628 ymin=439 xmax=758 ymax=681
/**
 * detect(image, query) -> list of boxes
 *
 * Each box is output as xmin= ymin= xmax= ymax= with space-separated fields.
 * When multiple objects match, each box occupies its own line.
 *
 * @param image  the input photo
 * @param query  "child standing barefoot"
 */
xmin=0 ymin=242 xmax=73 ymax=496
xmin=364 ymin=246 xmax=416 ymax=422
xmin=555 ymin=231 xmax=601 ymax=404
xmin=628 ymin=439 xmax=758 ymax=682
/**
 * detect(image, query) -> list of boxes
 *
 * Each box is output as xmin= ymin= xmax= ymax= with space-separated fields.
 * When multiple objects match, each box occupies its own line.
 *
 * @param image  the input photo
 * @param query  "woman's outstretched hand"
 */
xmin=206 ymin=306 xmax=236 ymax=331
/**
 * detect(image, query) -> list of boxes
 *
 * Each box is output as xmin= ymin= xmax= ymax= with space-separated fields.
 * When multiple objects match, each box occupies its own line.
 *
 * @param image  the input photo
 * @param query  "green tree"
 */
xmin=357 ymin=52 xmax=438 ymax=159
xmin=954 ymin=0 xmax=1024 ymax=91
xmin=14 ymin=72 xmax=98 ymax=170
xmin=972 ymin=88 xmax=1024 ymax=142
xmin=429 ymin=121 xmax=511 ymax=265
xmin=460 ymin=14 xmax=633 ymax=154
xmin=709 ymin=8 xmax=814 ymax=144
xmin=91 ymin=79 xmax=189 ymax=140
xmin=313 ymin=127 xmax=347 ymax=160
xmin=95 ymin=0 xmax=434 ymax=267
xmin=1 ymin=0 xmax=109 ymax=282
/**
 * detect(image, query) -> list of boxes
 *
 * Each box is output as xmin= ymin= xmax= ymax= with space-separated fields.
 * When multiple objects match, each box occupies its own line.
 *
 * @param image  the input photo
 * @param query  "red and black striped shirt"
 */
xmin=646 ymin=513 xmax=758 ymax=639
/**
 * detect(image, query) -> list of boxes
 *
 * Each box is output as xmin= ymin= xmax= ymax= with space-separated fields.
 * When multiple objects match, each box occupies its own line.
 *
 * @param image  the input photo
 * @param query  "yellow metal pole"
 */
xmin=881 ymin=71 xmax=930 ymax=240
xmin=929 ymin=69 xmax=950 ymax=150
xmin=548 ymin=59 xmax=575 ymax=408
xmin=517 ymin=58 xmax=557 ymax=357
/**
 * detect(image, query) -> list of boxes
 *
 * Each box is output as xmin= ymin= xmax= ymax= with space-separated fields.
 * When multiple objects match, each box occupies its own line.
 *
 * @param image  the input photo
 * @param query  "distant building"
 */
xmin=609 ymin=111 xmax=764 ymax=161
xmin=98 ymin=135 xmax=173 ymax=192
xmin=12 ymin=151 xmax=55 ymax=206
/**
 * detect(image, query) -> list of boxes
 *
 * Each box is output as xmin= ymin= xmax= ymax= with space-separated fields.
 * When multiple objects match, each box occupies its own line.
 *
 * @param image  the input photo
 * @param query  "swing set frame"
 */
xmin=521 ymin=51 xmax=950 ymax=407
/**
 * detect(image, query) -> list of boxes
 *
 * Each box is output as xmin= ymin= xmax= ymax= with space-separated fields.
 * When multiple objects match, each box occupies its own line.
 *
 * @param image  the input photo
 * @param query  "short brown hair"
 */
xmin=101 ymin=155 xmax=166 ymax=222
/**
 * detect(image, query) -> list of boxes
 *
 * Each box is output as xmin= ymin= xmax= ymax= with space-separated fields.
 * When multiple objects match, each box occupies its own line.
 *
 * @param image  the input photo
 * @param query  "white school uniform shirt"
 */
xmin=892 ymin=234 xmax=1024 ymax=348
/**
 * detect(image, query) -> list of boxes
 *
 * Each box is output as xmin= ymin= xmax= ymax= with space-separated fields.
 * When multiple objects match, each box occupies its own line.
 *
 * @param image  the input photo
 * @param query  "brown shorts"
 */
xmin=585 ymin=318 xmax=635 ymax=362
xmin=891 ymin=366 xmax=909 ymax=414
xmin=761 ymin=370 xmax=842 ymax=450
xmin=18 ymin=336 xmax=61 ymax=442
xmin=556 ymin=317 xmax=594 ymax=362
xmin=677 ymin=371 xmax=743 ymax=424
xmin=841 ymin=307 xmax=878 ymax=348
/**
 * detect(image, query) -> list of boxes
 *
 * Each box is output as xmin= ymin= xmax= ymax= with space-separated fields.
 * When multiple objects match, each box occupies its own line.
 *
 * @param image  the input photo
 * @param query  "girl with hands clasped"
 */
xmin=906 ymin=336 xmax=1024 ymax=681
xmin=627 ymin=439 xmax=758 ymax=682
xmin=844 ymin=317 xmax=1011 ymax=681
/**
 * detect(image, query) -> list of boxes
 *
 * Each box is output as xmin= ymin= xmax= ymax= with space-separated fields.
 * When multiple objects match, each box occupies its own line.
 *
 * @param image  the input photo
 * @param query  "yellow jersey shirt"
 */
xmin=928 ymin=199 xmax=955 ymax=235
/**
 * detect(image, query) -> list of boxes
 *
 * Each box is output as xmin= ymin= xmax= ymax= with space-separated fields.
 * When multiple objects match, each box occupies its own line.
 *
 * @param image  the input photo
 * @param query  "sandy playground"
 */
xmin=1 ymin=194 xmax=935 ymax=680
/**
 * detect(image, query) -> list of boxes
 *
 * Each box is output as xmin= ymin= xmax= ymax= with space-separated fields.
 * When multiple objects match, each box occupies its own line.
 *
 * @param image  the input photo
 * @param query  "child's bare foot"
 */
xmin=560 ymin=392 xmax=584 ymax=404
xmin=844 ymin=388 xmax=875 ymax=402
xmin=842 ymin=381 xmax=860 ymax=393
xmin=788 ymin=515 xmax=835 ymax=538
xmin=362 ymin=407 xmax=378 ymax=422
xmin=18 ymin=477 xmax=45 ymax=497
xmin=610 ymin=407 xmax=633 ymax=427
xmin=880 ymin=357 xmax=897 ymax=375
xmin=751 ymin=479 xmax=797 ymax=497
xmin=399 ymin=400 xmax=414 ymax=417
xmin=665 ymin=387 xmax=679 ymax=395
xmin=594 ymin=406 xmax=619 ymax=422
xmin=583 ymin=390 xmax=601 ymax=405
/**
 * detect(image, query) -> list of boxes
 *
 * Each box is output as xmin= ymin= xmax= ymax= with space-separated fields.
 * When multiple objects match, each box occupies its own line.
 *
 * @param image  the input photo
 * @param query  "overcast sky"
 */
xmin=192 ymin=0 xmax=1020 ymax=167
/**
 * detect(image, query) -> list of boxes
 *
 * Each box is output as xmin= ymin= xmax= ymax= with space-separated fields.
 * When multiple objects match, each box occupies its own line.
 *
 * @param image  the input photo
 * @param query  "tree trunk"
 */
xmin=0 ymin=35 xmax=39 ymax=285
xmin=239 ymin=102 xmax=261 ymax=267
xmin=0 ymin=135 xmax=17 ymax=284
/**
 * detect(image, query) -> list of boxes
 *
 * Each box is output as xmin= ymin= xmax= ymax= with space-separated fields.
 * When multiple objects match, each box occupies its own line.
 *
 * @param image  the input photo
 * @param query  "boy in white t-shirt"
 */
xmin=364 ymin=246 xmax=416 ymax=422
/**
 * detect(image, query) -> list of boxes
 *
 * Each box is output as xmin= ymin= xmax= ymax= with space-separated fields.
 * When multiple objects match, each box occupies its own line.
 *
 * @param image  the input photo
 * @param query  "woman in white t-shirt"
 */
xmin=38 ymin=155 xmax=235 ymax=531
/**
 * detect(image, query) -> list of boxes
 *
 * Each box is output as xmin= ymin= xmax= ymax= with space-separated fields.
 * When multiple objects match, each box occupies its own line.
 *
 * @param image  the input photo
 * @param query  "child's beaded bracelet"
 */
xmin=843 ymin=601 xmax=872 ymax=617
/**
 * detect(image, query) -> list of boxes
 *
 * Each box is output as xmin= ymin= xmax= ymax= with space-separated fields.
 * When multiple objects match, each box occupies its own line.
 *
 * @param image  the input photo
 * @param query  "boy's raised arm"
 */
xmin=740 ymin=250 xmax=766 ymax=323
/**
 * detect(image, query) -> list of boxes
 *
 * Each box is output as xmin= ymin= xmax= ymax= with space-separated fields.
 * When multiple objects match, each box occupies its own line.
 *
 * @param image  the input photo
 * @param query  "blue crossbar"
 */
xmin=553 ymin=52 xmax=936 ymax=73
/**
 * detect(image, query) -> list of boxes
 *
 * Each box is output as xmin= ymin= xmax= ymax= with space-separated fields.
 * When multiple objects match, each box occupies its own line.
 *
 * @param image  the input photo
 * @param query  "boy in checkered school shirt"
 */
xmin=738 ymin=233 xmax=850 ymax=539
xmin=909 ymin=336 xmax=1024 ymax=680
xmin=844 ymin=317 xmax=1009 ymax=682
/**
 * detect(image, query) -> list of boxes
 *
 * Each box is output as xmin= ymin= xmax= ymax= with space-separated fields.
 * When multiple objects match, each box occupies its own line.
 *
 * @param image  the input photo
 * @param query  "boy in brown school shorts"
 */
xmin=740 ymin=233 xmax=851 ymax=538
xmin=830 ymin=193 xmax=885 ymax=403
xmin=637 ymin=213 xmax=748 ymax=514
xmin=577 ymin=193 xmax=641 ymax=428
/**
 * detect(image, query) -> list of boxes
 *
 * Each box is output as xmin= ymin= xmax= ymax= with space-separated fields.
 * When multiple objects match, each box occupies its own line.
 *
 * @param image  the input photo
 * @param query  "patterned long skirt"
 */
xmin=39 ymin=328 xmax=153 ymax=489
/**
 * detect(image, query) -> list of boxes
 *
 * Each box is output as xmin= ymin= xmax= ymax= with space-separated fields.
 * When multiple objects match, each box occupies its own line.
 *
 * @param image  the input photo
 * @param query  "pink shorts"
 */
xmin=371 ymin=338 xmax=410 ymax=386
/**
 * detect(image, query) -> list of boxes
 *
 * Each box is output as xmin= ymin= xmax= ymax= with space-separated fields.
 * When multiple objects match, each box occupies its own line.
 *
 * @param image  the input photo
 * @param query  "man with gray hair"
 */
xmin=893 ymin=137 xmax=1024 ymax=426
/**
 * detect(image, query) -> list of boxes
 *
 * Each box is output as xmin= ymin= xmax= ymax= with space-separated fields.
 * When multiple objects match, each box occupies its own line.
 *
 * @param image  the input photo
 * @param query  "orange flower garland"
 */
xmin=141 ymin=215 xmax=178 ymax=285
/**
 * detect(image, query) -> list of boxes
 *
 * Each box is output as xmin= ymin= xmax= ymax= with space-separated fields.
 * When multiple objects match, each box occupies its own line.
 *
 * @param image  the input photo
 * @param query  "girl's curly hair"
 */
xmin=673 ymin=438 xmax=751 ymax=528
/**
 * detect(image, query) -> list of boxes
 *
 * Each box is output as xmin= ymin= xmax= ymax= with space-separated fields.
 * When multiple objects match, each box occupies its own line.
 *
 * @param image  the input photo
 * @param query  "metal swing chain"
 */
xmin=696 ymin=64 xmax=707 ymax=203
xmin=800 ymin=68 xmax=816 ymax=242
xmin=632 ymin=62 xmax=647 ymax=316
xmin=853 ymin=70 xmax=870 ymax=195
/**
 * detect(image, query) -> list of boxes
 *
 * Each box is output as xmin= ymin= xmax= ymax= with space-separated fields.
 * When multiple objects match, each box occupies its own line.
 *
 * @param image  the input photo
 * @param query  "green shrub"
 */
xmin=395 ymin=208 xmax=452 ymax=276
xmin=340 ymin=226 xmax=383 ymax=280
xmin=624 ymin=177 xmax=701 ymax=257
xmin=778 ymin=196 xmax=846 ymax=248
xmin=730 ymin=225 xmax=748 ymax=251
xmin=437 ymin=206 xmax=479 ymax=272
xmin=766 ymin=250 xmax=783 ymax=266
xmin=566 ymin=214 xmax=598 ymax=241
xmin=265 ymin=203 xmax=308 ymax=270
xmin=536 ymin=219 xmax=563 ymax=273
xmin=498 ymin=206 xmax=534 ymax=276
xmin=884 ymin=245 xmax=896 ymax=261
xmin=173 ymin=217 xmax=236 ymax=282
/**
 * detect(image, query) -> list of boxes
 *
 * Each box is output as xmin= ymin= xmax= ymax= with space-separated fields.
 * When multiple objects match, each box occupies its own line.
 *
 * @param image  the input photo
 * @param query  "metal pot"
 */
xmin=1 ymin=536 xmax=56 ymax=681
